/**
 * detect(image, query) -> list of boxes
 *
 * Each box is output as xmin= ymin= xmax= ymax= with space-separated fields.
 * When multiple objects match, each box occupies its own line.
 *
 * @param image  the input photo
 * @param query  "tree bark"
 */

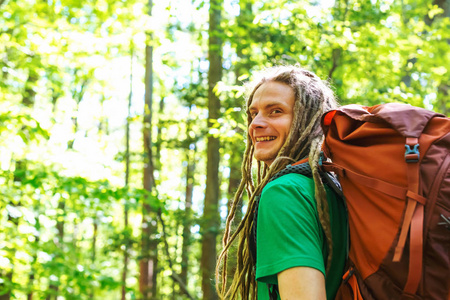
xmin=432 ymin=0 xmax=449 ymax=115
xmin=17 ymin=72 xmax=38 ymax=298
xmin=201 ymin=0 xmax=223 ymax=299
xmin=140 ymin=1 xmax=158 ymax=299
xmin=180 ymin=132 xmax=195 ymax=285
xmin=223 ymin=1 xmax=254 ymax=280
xmin=122 ymin=42 xmax=133 ymax=300
xmin=22 ymin=67 xmax=38 ymax=107
xmin=68 ymin=69 xmax=90 ymax=149
xmin=0 ymin=270 xmax=12 ymax=300
xmin=27 ymin=210 xmax=41 ymax=300
xmin=46 ymin=199 xmax=65 ymax=300
xmin=230 ymin=0 xmax=252 ymax=224
xmin=89 ymin=219 xmax=98 ymax=299
xmin=402 ymin=0 xmax=449 ymax=115
xmin=156 ymin=91 xmax=165 ymax=171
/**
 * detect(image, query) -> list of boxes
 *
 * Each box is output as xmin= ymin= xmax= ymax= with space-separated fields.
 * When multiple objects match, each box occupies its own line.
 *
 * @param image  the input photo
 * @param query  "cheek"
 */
xmin=282 ymin=120 xmax=293 ymax=137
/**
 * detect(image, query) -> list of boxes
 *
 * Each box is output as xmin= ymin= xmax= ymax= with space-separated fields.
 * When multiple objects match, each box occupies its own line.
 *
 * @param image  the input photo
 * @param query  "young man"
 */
xmin=216 ymin=66 xmax=348 ymax=299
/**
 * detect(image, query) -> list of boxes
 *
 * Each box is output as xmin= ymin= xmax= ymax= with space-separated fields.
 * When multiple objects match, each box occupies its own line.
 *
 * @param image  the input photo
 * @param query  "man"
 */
xmin=216 ymin=65 xmax=348 ymax=299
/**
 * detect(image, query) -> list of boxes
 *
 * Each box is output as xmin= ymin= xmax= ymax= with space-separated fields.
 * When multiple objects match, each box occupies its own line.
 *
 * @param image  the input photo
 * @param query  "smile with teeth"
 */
xmin=256 ymin=136 xmax=276 ymax=142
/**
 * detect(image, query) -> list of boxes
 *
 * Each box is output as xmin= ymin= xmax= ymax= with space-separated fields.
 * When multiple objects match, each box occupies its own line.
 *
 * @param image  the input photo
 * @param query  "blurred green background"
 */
xmin=0 ymin=0 xmax=448 ymax=299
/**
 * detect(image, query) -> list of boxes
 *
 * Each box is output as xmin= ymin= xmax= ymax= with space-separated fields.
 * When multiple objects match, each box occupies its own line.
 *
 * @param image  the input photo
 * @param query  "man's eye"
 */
xmin=250 ymin=112 xmax=257 ymax=118
xmin=271 ymin=109 xmax=282 ymax=114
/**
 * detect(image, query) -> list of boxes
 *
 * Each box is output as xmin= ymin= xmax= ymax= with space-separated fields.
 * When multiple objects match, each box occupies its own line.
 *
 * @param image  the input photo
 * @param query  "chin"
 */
xmin=254 ymin=153 xmax=276 ymax=164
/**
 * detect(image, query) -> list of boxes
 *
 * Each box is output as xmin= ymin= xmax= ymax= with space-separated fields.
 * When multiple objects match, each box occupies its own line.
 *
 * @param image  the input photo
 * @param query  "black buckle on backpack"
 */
xmin=342 ymin=268 xmax=355 ymax=284
xmin=405 ymin=144 xmax=420 ymax=163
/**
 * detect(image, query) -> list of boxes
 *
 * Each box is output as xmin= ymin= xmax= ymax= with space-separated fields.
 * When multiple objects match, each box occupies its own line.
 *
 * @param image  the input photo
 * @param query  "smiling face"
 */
xmin=248 ymin=81 xmax=295 ymax=167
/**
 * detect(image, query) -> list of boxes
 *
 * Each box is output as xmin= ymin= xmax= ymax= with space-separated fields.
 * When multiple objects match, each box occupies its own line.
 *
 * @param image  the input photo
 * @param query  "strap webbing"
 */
xmin=393 ymin=199 xmax=417 ymax=261
xmin=402 ymin=137 xmax=424 ymax=295
xmin=322 ymin=162 xmax=407 ymax=200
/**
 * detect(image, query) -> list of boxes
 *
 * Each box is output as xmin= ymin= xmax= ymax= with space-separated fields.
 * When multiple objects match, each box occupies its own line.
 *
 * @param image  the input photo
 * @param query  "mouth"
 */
xmin=255 ymin=136 xmax=276 ymax=142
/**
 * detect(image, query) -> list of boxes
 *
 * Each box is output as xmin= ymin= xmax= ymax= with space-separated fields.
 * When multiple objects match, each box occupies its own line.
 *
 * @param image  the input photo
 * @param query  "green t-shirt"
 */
xmin=255 ymin=173 xmax=348 ymax=300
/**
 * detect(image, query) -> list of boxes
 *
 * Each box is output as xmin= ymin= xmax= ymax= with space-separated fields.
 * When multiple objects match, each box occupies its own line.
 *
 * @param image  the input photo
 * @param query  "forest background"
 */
xmin=0 ymin=0 xmax=449 ymax=299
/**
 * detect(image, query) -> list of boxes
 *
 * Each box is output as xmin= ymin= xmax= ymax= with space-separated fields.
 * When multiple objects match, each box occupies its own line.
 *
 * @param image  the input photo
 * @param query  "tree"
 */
xmin=140 ymin=0 xmax=158 ymax=298
xmin=122 ymin=42 xmax=134 ymax=300
xmin=201 ymin=0 xmax=223 ymax=299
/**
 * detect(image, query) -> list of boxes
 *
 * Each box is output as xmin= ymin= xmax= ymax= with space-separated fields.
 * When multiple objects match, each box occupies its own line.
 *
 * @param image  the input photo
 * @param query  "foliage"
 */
xmin=0 ymin=0 xmax=448 ymax=298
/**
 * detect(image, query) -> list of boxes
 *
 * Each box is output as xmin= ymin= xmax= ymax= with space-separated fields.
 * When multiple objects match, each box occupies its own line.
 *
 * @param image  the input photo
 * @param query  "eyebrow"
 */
xmin=248 ymin=101 xmax=287 ymax=111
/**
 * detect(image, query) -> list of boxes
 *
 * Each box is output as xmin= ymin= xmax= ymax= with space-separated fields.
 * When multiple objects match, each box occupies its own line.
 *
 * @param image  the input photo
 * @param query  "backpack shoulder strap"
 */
xmin=291 ymin=155 xmax=344 ymax=199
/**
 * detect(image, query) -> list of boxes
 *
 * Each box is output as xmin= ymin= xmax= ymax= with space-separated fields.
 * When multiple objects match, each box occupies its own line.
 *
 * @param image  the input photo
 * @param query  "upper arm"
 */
xmin=255 ymin=175 xmax=326 ymax=283
xmin=277 ymin=266 xmax=326 ymax=300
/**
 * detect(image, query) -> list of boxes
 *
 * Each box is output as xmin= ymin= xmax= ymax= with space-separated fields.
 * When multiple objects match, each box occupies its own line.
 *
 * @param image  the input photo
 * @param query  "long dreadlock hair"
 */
xmin=215 ymin=65 xmax=338 ymax=299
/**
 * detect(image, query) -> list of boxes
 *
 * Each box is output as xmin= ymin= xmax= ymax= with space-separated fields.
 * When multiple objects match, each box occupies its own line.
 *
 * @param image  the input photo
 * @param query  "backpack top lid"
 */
xmin=322 ymin=103 xmax=444 ymax=138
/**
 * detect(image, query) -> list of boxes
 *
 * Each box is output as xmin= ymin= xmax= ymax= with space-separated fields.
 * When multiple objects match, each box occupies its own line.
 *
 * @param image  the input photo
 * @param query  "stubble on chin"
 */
xmin=253 ymin=151 xmax=277 ymax=165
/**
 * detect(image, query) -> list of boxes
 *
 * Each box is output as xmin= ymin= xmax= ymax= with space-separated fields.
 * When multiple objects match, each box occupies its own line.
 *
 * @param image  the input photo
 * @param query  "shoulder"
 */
xmin=258 ymin=173 xmax=319 ymax=226
xmin=261 ymin=173 xmax=316 ymax=207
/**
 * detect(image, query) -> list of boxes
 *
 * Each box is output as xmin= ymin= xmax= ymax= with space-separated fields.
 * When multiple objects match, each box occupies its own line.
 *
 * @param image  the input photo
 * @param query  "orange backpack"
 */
xmin=320 ymin=103 xmax=450 ymax=300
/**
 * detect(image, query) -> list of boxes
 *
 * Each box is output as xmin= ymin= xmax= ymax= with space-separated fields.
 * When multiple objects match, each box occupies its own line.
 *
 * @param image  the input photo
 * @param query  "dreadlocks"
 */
xmin=215 ymin=65 xmax=338 ymax=299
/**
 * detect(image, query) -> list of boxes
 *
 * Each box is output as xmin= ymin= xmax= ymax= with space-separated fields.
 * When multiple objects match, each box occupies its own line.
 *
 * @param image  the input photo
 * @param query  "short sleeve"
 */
xmin=255 ymin=174 xmax=326 ymax=285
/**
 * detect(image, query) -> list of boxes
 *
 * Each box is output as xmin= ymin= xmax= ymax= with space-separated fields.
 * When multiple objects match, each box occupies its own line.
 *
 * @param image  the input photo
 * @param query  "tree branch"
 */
xmin=328 ymin=48 xmax=342 ymax=79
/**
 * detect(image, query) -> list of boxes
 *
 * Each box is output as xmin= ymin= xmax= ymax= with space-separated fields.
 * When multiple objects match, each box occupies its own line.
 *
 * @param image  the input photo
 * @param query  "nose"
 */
xmin=249 ymin=113 xmax=267 ymax=130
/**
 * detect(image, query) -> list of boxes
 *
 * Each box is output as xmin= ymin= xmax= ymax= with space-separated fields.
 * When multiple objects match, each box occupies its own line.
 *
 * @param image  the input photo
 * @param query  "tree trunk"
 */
xmin=227 ymin=149 xmax=243 ymax=220
xmin=27 ymin=273 xmax=35 ymax=300
xmin=140 ymin=1 xmax=158 ymax=299
xmin=432 ymin=0 xmax=449 ymax=115
xmin=180 ymin=139 xmax=196 ymax=285
xmin=201 ymin=0 xmax=223 ymax=299
xmin=231 ymin=0 xmax=253 ymax=223
xmin=23 ymin=67 xmax=38 ymax=107
xmin=156 ymin=92 xmax=165 ymax=171
xmin=437 ymin=84 xmax=449 ymax=116
xmin=88 ymin=219 xmax=98 ymax=299
xmin=221 ymin=0 xmax=253 ymax=283
xmin=17 ymin=71 xmax=37 ymax=298
xmin=72 ymin=219 xmax=78 ymax=251
xmin=46 ymin=199 xmax=65 ymax=300
xmin=401 ymin=0 xmax=449 ymax=115
xmin=0 ymin=192 xmax=18 ymax=300
xmin=7 ymin=56 xmax=39 ymax=300
xmin=122 ymin=204 xmax=130 ymax=300
xmin=0 ymin=270 xmax=12 ymax=300
xmin=27 ymin=210 xmax=41 ymax=300
xmin=122 ymin=42 xmax=133 ymax=300
xmin=68 ymin=69 xmax=89 ymax=149
xmin=92 ymin=220 xmax=98 ymax=291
